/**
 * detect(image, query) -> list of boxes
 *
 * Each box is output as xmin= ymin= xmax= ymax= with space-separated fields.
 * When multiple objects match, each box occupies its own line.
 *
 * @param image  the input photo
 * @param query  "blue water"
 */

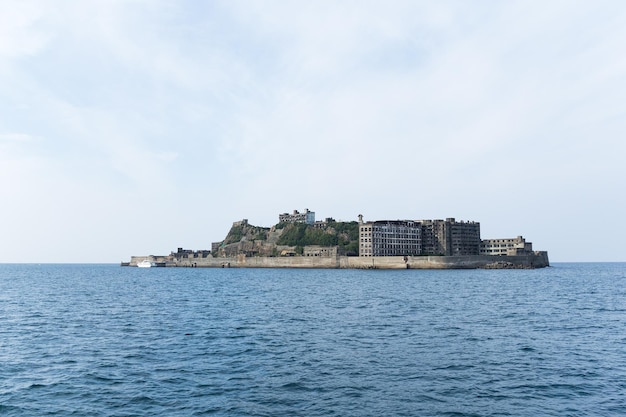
xmin=1 ymin=263 xmax=625 ymax=416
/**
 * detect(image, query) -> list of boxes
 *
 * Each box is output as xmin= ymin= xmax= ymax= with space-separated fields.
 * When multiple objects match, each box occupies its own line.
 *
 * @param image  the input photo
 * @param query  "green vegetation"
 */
xmin=276 ymin=221 xmax=359 ymax=255
xmin=224 ymin=225 xmax=244 ymax=245
xmin=326 ymin=220 xmax=360 ymax=255
xmin=341 ymin=241 xmax=359 ymax=256
xmin=221 ymin=220 xmax=361 ymax=256
xmin=223 ymin=223 xmax=269 ymax=245
xmin=277 ymin=223 xmax=335 ymax=246
xmin=328 ymin=220 xmax=359 ymax=241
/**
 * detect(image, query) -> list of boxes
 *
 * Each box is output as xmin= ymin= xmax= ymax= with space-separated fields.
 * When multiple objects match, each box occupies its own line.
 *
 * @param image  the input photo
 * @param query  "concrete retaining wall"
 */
xmin=340 ymin=253 xmax=549 ymax=269
xmin=129 ymin=251 xmax=549 ymax=269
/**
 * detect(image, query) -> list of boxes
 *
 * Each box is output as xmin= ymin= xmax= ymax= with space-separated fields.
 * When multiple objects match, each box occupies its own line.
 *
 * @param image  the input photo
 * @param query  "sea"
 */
xmin=1 ymin=263 xmax=625 ymax=417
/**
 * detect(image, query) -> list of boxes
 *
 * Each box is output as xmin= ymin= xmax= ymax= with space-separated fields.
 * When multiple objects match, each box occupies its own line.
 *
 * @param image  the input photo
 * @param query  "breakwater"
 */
xmin=127 ymin=252 xmax=549 ymax=269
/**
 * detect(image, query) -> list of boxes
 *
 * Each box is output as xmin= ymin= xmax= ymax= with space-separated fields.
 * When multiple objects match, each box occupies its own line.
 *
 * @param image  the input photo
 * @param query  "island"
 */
xmin=123 ymin=209 xmax=549 ymax=269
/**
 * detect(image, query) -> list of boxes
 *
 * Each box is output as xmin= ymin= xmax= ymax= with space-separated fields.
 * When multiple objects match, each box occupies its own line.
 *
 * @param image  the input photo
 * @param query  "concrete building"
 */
xmin=359 ymin=218 xmax=373 ymax=256
xmin=304 ymin=245 xmax=338 ymax=257
xmin=211 ymin=241 xmax=222 ymax=254
xmin=171 ymin=248 xmax=212 ymax=260
xmin=420 ymin=219 xmax=449 ymax=256
xmin=480 ymin=236 xmax=533 ymax=256
xmin=359 ymin=216 xmax=480 ymax=257
xmin=449 ymin=219 xmax=481 ymax=256
xmin=359 ymin=219 xmax=422 ymax=257
xmin=279 ymin=209 xmax=315 ymax=225
xmin=312 ymin=218 xmax=333 ymax=229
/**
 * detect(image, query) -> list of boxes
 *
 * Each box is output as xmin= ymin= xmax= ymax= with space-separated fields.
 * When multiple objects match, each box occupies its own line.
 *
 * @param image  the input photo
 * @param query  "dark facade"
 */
xmin=420 ymin=219 xmax=448 ymax=255
xmin=359 ymin=217 xmax=480 ymax=257
xmin=448 ymin=219 xmax=481 ymax=256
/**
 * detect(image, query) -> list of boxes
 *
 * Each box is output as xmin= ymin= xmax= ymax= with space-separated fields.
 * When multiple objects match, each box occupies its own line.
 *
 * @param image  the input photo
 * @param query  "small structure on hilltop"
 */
xmin=279 ymin=209 xmax=315 ymax=225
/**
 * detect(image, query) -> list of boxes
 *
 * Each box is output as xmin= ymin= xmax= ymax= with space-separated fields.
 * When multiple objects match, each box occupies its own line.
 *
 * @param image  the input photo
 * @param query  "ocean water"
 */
xmin=1 ymin=263 xmax=625 ymax=416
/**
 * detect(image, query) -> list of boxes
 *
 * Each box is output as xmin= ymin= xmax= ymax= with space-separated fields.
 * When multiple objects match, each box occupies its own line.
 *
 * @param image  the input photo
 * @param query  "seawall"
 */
xmin=128 ymin=252 xmax=549 ymax=269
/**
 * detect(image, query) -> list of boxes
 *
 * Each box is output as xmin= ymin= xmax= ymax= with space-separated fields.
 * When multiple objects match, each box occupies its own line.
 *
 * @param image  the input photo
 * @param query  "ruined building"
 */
xmin=358 ymin=216 xmax=481 ymax=257
xmin=279 ymin=209 xmax=315 ymax=225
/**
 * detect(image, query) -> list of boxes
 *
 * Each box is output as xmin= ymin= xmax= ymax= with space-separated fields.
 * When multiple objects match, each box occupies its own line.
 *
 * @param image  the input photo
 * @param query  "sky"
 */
xmin=1 ymin=0 xmax=625 ymax=263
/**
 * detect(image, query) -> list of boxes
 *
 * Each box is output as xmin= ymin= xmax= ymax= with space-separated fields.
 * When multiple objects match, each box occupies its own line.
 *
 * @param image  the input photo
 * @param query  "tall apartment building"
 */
xmin=359 ymin=220 xmax=422 ymax=257
xmin=449 ymin=219 xmax=481 ymax=256
xmin=420 ymin=219 xmax=449 ymax=256
xmin=279 ymin=209 xmax=315 ymax=225
xmin=359 ymin=216 xmax=480 ymax=257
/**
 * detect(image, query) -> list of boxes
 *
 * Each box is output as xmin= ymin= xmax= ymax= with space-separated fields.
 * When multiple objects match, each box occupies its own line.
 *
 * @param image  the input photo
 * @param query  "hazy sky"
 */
xmin=1 ymin=1 xmax=625 ymax=263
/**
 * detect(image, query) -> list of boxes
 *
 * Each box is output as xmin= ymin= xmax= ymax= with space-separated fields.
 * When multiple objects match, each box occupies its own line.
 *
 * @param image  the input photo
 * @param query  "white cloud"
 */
xmin=0 ymin=1 xmax=47 ymax=62
xmin=0 ymin=133 xmax=35 ymax=142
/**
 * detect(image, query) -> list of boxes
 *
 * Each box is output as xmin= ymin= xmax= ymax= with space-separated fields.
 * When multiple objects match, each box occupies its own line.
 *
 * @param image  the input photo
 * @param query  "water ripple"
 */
xmin=1 ymin=263 xmax=626 ymax=416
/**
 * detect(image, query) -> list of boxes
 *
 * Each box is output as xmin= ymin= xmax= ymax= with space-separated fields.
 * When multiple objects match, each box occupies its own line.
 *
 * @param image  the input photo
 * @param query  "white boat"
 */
xmin=137 ymin=259 xmax=156 ymax=268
